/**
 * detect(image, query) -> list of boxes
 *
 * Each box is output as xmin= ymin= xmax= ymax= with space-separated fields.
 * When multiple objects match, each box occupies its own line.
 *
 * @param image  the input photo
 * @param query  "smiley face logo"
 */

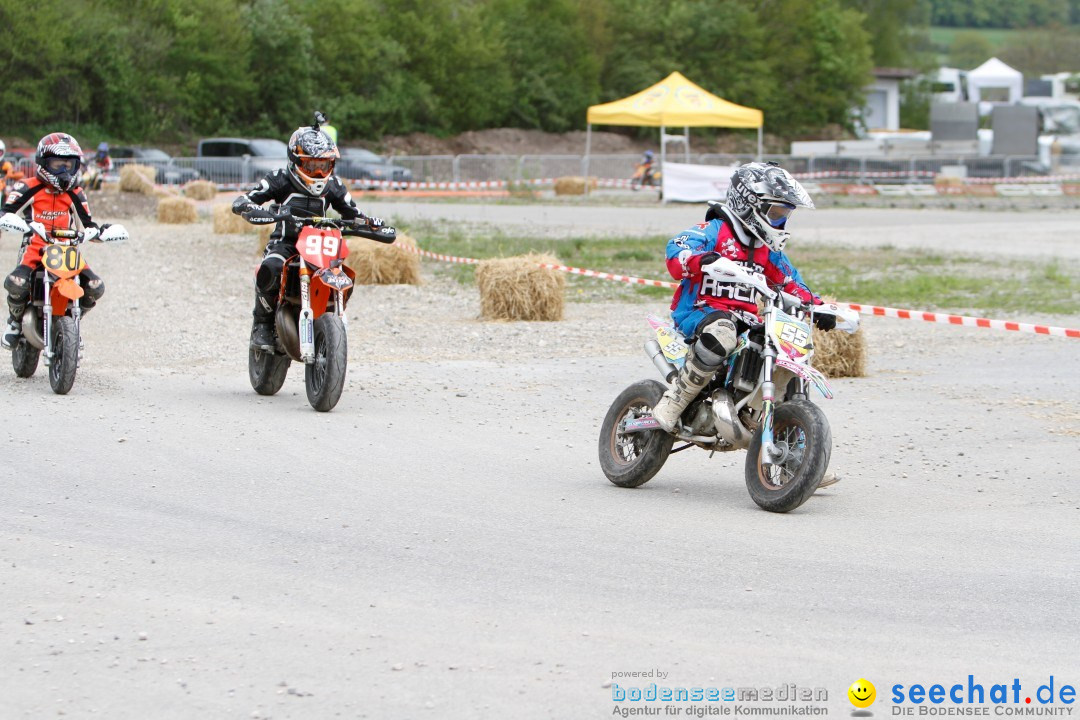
xmin=848 ymin=679 xmax=876 ymax=708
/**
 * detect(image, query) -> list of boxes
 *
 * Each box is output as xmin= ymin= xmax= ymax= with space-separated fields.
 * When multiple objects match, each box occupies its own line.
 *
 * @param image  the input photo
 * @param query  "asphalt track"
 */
xmin=2 ymin=204 xmax=1078 ymax=719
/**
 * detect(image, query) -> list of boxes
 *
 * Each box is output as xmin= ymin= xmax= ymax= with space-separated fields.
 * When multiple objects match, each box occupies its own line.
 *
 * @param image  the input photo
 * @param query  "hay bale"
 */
xmin=347 ymin=232 xmax=421 ymax=285
xmin=475 ymin=253 xmax=564 ymax=321
xmin=184 ymin=179 xmax=218 ymax=201
xmin=213 ymin=203 xmax=252 ymax=235
xmin=256 ymin=225 xmax=273 ymax=256
xmin=156 ymin=196 xmax=198 ymax=224
xmin=553 ymin=176 xmax=598 ymax=196
xmin=812 ymin=300 xmax=867 ymax=378
xmin=119 ymin=164 xmax=156 ymax=194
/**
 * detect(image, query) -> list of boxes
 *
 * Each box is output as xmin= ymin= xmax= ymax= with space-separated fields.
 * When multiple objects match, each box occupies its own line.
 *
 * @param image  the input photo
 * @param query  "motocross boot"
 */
xmin=250 ymin=321 xmax=276 ymax=351
xmin=1 ymin=315 xmax=21 ymax=350
xmin=652 ymin=351 xmax=716 ymax=433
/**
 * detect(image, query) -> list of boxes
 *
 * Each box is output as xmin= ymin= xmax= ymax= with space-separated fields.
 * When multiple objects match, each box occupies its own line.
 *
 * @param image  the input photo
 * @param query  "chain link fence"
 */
xmin=8 ymin=152 xmax=1069 ymax=188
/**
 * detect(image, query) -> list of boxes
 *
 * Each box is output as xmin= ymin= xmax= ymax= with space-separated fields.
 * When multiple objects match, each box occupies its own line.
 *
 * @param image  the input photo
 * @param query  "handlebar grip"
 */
xmin=346 ymin=225 xmax=397 ymax=244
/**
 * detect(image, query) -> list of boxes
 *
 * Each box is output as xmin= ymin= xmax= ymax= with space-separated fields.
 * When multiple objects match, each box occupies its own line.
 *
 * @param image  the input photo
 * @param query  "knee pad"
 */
xmin=5 ymin=266 xmax=31 ymax=303
xmin=255 ymin=258 xmax=283 ymax=294
xmin=83 ymin=277 xmax=104 ymax=302
xmin=694 ymin=318 xmax=738 ymax=367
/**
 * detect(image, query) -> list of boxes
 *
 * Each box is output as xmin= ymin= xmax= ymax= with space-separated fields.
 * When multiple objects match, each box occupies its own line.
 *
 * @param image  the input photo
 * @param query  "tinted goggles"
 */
xmin=763 ymin=202 xmax=796 ymax=227
xmin=298 ymin=157 xmax=335 ymax=179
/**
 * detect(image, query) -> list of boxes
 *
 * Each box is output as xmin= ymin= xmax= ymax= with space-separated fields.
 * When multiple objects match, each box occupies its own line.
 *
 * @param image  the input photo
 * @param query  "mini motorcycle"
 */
xmin=630 ymin=161 xmax=661 ymax=190
xmin=598 ymin=259 xmax=860 ymax=512
xmin=0 ymin=212 xmax=128 ymax=394
xmin=242 ymin=208 xmax=396 ymax=412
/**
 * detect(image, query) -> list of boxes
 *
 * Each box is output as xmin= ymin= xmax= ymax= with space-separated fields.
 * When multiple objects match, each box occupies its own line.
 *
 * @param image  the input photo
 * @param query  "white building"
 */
xmin=861 ymin=67 xmax=917 ymax=131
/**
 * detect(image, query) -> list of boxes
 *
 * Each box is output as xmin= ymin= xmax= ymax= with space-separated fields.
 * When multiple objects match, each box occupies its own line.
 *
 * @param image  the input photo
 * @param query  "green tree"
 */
xmin=950 ymin=30 xmax=994 ymax=68
xmin=759 ymin=0 xmax=875 ymax=135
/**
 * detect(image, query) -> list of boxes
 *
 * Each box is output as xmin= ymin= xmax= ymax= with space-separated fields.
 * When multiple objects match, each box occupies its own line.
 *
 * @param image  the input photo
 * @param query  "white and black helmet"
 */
xmin=287 ymin=126 xmax=339 ymax=196
xmin=726 ymin=161 xmax=814 ymax=253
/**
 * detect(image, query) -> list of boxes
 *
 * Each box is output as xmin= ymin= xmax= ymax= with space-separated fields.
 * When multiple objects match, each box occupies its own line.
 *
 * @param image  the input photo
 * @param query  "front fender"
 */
xmin=775 ymin=357 xmax=833 ymax=400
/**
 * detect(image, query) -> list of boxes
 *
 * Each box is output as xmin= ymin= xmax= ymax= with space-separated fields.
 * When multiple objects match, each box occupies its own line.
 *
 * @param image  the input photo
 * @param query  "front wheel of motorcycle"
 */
xmin=305 ymin=314 xmax=347 ymax=412
xmin=12 ymin=338 xmax=40 ymax=378
xmin=599 ymin=379 xmax=675 ymax=488
xmin=49 ymin=316 xmax=79 ymax=395
xmin=249 ymin=346 xmax=291 ymax=396
xmin=744 ymin=399 xmax=831 ymax=513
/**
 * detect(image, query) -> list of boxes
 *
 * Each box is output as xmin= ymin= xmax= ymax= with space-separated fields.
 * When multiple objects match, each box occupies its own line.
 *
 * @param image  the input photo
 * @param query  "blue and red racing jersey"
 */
xmin=665 ymin=218 xmax=812 ymax=329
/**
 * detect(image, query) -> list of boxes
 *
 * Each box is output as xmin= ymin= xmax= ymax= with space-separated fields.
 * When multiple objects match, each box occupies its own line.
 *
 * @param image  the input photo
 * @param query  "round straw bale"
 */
xmin=213 ymin=203 xmax=253 ymax=235
xmin=812 ymin=299 xmax=867 ymax=378
xmin=119 ymin=164 xmax=156 ymax=194
xmin=553 ymin=176 xmax=598 ymax=196
xmin=347 ymin=232 xmax=421 ymax=285
xmin=183 ymin=179 xmax=218 ymax=201
xmin=475 ymin=253 xmax=565 ymax=321
xmin=256 ymin=225 xmax=273 ymax=256
xmin=156 ymin=196 xmax=198 ymax=224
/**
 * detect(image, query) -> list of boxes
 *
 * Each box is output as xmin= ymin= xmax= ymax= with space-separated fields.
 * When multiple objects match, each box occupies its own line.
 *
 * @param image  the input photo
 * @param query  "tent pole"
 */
xmin=584 ymin=123 xmax=592 ymax=197
xmin=660 ymin=125 xmax=667 ymax=205
xmin=757 ymin=126 xmax=763 ymax=161
xmin=685 ymin=125 xmax=690 ymax=162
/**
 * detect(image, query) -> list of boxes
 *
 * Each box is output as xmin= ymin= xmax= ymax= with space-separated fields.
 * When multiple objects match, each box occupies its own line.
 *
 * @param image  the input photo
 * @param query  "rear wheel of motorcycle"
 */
xmin=744 ymin=399 xmax=831 ymax=513
xmin=599 ymin=379 xmax=675 ymax=488
xmin=305 ymin=315 xmax=347 ymax=412
xmin=49 ymin=316 xmax=79 ymax=395
xmin=248 ymin=347 xmax=291 ymax=396
xmin=12 ymin=338 xmax=40 ymax=378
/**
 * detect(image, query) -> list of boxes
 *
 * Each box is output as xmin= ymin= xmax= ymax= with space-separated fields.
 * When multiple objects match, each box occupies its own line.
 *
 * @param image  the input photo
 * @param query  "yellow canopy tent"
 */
xmin=583 ymin=72 xmax=764 ymax=179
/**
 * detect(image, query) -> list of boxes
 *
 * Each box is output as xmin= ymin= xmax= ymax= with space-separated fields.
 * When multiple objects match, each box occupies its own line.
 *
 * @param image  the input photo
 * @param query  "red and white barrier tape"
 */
xmin=397 ymin=244 xmax=1079 ymax=339
xmin=794 ymin=170 xmax=936 ymax=179
xmin=838 ymin=303 xmax=1080 ymax=339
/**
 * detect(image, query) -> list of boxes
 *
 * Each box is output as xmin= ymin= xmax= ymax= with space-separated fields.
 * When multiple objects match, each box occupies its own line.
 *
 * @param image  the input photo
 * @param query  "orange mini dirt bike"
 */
xmin=242 ymin=209 xmax=396 ymax=411
xmin=0 ymin=212 xmax=127 ymax=394
xmin=630 ymin=161 xmax=661 ymax=190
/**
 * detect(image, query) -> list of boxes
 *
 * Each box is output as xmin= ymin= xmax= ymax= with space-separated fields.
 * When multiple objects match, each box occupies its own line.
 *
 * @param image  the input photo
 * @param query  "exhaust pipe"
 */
xmin=644 ymin=339 xmax=677 ymax=383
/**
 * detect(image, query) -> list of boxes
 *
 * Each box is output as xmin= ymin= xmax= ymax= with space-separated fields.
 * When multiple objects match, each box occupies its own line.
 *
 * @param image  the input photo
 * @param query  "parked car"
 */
xmin=195 ymin=138 xmax=288 ymax=185
xmin=111 ymin=146 xmax=202 ymax=185
xmin=337 ymin=147 xmax=413 ymax=187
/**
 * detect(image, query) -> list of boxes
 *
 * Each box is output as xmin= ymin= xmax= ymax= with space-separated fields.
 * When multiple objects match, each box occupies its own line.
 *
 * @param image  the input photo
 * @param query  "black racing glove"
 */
xmin=814 ymin=312 xmax=836 ymax=332
xmin=363 ymin=215 xmax=385 ymax=229
xmin=698 ymin=251 xmax=721 ymax=270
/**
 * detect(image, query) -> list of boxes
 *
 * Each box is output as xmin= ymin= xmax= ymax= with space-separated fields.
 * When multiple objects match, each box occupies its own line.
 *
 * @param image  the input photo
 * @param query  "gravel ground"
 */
xmin=2 ymin=203 xmax=1078 ymax=719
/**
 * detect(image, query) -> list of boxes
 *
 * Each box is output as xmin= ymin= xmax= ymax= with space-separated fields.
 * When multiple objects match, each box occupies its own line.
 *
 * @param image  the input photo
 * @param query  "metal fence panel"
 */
xmin=387 ymin=155 xmax=455 ymax=183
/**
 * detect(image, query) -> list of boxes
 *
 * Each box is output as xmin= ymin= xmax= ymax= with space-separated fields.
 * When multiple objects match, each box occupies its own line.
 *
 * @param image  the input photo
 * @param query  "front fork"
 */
xmin=40 ymin=275 xmax=82 ymax=367
xmin=759 ymin=347 xmax=781 ymax=467
xmin=298 ymin=264 xmax=315 ymax=362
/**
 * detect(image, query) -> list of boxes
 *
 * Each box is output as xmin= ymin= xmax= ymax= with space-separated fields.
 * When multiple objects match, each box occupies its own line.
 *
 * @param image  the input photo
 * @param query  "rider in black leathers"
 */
xmin=232 ymin=116 xmax=382 ymax=350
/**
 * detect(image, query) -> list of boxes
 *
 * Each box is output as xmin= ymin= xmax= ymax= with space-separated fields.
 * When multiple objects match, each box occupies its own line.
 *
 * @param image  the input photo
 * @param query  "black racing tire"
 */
xmin=744 ymin=399 xmax=831 ymax=513
xmin=49 ymin=316 xmax=79 ymax=395
xmin=12 ymin=338 xmax=40 ymax=378
xmin=305 ymin=315 xmax=347 ymax=412
xmin=599 ymin=379 xmax=675 ymax=488
xmin=248 ymin=346 xmax=291 ymax=396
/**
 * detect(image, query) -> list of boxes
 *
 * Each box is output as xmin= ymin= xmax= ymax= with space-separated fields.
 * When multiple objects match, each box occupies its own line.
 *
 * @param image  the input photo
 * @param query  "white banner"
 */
xmin=661 ymin=162 xmax=736 ymax=202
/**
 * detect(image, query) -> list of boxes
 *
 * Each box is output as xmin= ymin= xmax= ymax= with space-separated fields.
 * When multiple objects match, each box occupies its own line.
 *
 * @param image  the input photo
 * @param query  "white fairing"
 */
xmin=99 ymin=224 xmax=129 ymax=243
xmin=703 ymin=258 xmax=776 ymax=299
xmin=0 ymin=212 xmax=29 ymax=234
xmin=814 ymin=303 xmax=861 ymax=334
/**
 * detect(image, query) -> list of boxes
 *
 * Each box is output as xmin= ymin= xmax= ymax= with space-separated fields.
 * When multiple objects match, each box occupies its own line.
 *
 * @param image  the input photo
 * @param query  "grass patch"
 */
xmin=403 ymin=221 xmax=1080 ymax=315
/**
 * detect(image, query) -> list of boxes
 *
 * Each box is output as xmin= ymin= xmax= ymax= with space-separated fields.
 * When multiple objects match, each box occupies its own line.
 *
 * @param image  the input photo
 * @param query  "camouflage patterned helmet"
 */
xmin=725 ymin=162 xmax=814 ymax=253
xmin=286 ymin=126 xmax=339 ymax=196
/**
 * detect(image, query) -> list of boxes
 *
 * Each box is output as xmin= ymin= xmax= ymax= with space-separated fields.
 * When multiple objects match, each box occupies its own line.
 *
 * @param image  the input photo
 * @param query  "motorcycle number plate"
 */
xmin=772 ymin=314 xmax=812 ymax=359
xmin=297 ymin=227 xmax=348 ymax=270
xmin=43 ymin=244 xmax=85 ymax=278
xmin=655 ymin=326 xmax=687 ymax=364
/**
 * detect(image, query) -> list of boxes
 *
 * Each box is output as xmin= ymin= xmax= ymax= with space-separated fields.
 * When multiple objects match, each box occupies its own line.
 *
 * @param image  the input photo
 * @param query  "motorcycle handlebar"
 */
xmin=242 ymin=209 xmax=397 ymax=244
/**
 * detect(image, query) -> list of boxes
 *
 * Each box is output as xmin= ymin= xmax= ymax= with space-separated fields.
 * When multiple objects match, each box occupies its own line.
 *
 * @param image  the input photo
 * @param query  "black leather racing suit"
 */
xmin=232 ymin=169 xmax=364 ymax=322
